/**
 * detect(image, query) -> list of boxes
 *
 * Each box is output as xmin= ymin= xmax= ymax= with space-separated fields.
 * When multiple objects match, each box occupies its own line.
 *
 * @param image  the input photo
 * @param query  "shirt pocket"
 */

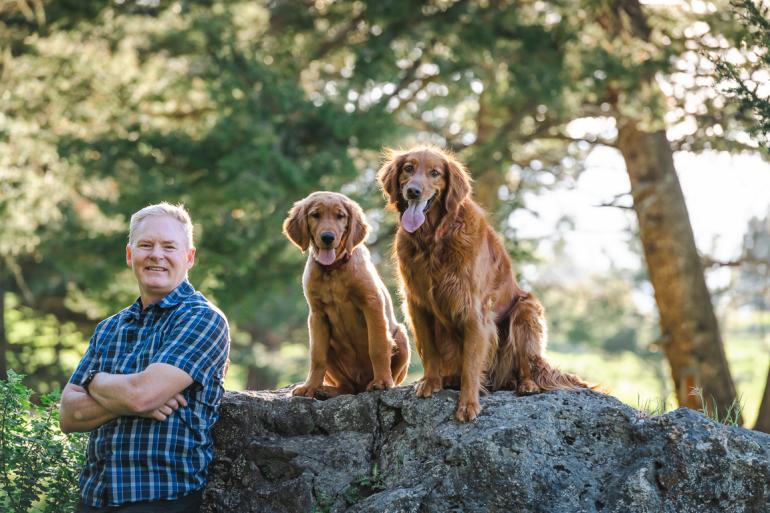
xmin=113 ymin=331 xmax=164 ymax=374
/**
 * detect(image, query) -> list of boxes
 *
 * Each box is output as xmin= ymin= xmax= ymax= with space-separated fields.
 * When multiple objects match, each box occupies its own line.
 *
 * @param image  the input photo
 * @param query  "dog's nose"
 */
xmin=405 ymin=185 xmax=422 ymax=200
xmin=320 ymin=232 xmax=335 ymax=245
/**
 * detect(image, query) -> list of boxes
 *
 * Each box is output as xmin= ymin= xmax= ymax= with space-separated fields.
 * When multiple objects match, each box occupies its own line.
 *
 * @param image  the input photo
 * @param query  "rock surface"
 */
xmin=201 ymin=386 xmax=770 ymax=513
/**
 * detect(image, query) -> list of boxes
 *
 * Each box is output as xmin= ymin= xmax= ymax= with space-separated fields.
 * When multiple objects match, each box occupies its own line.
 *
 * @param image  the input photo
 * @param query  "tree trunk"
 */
xmin=469 ymin=88 xmax=502 ymax=213
xmin=755 ymin=366 xmax=770 ymax=432
xmin=473 ymin=165 xmax=504 ymax=214
xmin=246 ymin=365 xmax=278 ymax=391
xmin=617 ymin=122 xmax=741 ymax=423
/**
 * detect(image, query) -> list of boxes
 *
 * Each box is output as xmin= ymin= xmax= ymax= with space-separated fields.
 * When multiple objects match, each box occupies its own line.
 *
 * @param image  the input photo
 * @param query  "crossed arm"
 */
xmin=59 ymin=363 xmax=193 ymax=433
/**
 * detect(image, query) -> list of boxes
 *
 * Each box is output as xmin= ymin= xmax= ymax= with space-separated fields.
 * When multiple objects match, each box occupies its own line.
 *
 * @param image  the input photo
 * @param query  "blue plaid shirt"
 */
xmin=68 ymin=280 xmax=230 ymax=507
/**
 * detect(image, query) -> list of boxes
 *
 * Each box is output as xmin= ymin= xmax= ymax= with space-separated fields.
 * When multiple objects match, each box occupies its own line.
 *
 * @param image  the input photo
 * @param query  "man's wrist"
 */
xmin=81 ymin=369 xmax=101 ymax=394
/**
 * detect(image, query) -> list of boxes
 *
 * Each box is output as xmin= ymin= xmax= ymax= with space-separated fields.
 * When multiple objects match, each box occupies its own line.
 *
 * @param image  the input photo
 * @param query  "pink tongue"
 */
xmin=401 ymin=201 xmax=427 ymax=233
xmin=316 ymin=248 xmax=336 ymax=265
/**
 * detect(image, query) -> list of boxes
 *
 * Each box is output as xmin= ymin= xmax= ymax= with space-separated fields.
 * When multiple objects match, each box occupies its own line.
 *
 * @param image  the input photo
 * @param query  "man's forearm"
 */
xmin=88 ymin=372 xmax=147 ymax=415
xmin=88 ymin=364 xmax=193 ymax=415
xmin=60 ymin=385 xmax=121 ymax=433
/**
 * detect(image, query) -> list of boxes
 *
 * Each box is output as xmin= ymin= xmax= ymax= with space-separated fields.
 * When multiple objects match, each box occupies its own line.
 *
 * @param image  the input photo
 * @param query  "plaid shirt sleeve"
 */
xmin=151 ymin=307 xmax=229 ymax=386
xmin=68 ymin=322 xmax=108 ymax=385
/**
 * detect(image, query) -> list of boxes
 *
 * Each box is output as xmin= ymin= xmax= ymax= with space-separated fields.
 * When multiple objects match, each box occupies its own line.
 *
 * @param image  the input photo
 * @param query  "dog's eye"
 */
xmin=430 ymin=169 xmax=441 ymax=178
xmin=403 ymin=164 xmax=414 ymax=173
xmin=337 ymin=212 xmax=346 ymax=220
xmin=310 ymin=212 xmax=320 ymax=219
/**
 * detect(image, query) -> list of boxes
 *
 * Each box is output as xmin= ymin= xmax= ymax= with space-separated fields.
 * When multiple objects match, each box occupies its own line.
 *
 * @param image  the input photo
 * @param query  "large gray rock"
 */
xmin=202 ymin=386 xmax=770 ymax=513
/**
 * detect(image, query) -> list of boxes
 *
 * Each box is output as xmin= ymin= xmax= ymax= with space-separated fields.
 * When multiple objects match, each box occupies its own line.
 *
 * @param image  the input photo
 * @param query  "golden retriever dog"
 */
xmin=378 ymin=147 xmax=585 ymax=421
xmin=283 ymin=191 xmax=410 ymax=398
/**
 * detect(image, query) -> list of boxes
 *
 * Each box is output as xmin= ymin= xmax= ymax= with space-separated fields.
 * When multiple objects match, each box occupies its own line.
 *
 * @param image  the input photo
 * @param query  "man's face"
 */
xmin=126 ymin=215 xmax=195 ymax=306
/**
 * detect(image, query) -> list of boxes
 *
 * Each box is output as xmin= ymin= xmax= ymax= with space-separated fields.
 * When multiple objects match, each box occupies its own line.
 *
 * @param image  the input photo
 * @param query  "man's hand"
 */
xmin=140 ymin=393 xmax=188 ymax=421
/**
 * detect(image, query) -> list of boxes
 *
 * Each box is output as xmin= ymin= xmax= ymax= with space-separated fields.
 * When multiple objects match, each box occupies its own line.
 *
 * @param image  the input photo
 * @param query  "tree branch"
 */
xmin=701 ymin=254 xmax=770 ymax=269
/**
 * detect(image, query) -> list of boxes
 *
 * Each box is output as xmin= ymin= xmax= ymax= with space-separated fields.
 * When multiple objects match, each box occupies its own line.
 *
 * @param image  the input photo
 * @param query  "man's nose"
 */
xmin=405 ymin=184 xmax=422 ymax=200
xmin=320 ymin=232 xmax=335 ymax=245
xmin=149 ymin=244 xmax=163 ymax=258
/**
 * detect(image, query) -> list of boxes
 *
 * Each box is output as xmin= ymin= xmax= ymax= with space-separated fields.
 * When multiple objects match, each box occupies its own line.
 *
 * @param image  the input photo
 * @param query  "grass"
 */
xmin=547 ymin=348 xmax=677 ymax=412
xmin=548 ymin=316 xmax=768 ymax=426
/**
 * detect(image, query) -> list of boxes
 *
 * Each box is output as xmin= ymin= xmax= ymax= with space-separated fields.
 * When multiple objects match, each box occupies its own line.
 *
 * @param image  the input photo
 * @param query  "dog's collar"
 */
xmin=314 ymin=251 xmax=351 ymax=272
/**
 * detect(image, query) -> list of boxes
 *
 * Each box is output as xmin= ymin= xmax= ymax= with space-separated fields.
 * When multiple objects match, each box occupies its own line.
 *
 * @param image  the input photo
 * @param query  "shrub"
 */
xmin=0 ymin=370 xmax=86 ymax=513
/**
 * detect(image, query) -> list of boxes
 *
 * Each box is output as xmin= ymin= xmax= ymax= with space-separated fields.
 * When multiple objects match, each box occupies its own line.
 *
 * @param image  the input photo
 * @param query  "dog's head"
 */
xmin=377 ymin=146 xmax=471 ymax=233
xmin=283 ymin=191 xmax=370 ymax=265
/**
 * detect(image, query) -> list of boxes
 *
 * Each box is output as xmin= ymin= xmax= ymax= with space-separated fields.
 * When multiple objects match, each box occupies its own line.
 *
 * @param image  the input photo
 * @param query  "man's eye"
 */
xmin=430 ymin=169 xmax=441 ymax=178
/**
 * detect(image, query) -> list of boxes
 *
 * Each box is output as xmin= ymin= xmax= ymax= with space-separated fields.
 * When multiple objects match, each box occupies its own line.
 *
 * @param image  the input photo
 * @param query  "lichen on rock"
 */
xmin=202 ymin=387 xmax=770 ymax=513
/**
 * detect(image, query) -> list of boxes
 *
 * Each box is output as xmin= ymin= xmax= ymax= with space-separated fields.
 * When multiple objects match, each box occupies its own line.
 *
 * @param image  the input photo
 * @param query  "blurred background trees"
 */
xmin=1 ymin=0 xmax=768 ymax=429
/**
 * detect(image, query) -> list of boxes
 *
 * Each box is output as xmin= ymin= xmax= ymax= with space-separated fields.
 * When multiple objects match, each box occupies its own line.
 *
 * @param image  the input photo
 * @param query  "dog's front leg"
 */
xmin=362 ymin=295 xmax=396 ymax=391
xmin=456 ymin=312 xmax=493 ymax=422
xmin=292 ymin=311 xmax=330 ymax=398
xmin=409 ymin=302 xmax=442 ymax=397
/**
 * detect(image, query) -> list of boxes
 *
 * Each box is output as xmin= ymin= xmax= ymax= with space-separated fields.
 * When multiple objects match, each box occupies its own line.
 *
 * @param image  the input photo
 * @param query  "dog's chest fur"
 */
xmin=307 ymin=268 xmax=354 ymax=309
xmin=396 ymin=232 xmax=459 ymax=308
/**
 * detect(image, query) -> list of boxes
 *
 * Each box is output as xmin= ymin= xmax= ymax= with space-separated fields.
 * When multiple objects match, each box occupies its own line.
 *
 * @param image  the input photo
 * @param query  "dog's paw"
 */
xmin=415 ymin=376 xmax=443 ymax=397
xmin=517 ymin=379 xmax=540 ymax=395
xmin=315 ymin=385 xmax=343 ymax=399
xmin=291 ymin=384 xmax=317 ymax=398
xmin=455 ymin=399 xmax=482 ymax=422
xmin=367 ymin=377 xmax=395 ymax=391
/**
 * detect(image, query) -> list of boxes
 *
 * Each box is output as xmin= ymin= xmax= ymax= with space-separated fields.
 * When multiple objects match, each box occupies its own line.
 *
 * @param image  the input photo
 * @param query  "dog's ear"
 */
xmin=344 ymin=198 xmax=370 ymax=254
xmin=377 ymin=149 xmax=404 ymax=206
xmin=283 ymin=198 xmax=310 ymax=252
xmin=443 ymin=154 xmax=472 ymax=217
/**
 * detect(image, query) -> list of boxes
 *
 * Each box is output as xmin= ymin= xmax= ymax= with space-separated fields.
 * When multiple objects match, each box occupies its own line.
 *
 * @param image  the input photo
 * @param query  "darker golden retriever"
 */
xmin=378 ymin=147 xmax=585 ymax=421
xmin=283 ymin=191 xmax=410 ymax=397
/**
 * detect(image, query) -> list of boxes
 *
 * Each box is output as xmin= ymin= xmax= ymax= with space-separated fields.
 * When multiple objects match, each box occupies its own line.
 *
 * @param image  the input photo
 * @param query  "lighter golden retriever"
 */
xmin=283 ymin=191 xmax=410 ymax=397
xmin=378 ymin=147 xmax=585 ymax=421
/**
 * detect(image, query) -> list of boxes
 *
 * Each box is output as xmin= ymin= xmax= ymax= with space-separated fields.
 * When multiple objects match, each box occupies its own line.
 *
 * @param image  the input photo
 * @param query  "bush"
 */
xmin=0 ymin=370 xmax=86 ymax=513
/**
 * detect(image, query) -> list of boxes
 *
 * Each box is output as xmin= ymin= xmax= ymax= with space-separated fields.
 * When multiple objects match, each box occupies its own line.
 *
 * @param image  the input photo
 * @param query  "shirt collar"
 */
xmin=123 ymin=280 xmax=195 ymax=320
xmin=158 ymin=280 xmax=195 ymax=309
xmin=124 ymin=298 xmax=143 ymax=321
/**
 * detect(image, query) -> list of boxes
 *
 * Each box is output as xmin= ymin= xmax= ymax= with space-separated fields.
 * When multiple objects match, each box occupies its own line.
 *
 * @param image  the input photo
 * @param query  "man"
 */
xmin=60 ymin=203 xmax=230 ymax=513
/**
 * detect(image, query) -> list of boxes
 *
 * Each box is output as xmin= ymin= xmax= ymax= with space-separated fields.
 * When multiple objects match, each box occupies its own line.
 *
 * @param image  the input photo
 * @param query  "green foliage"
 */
xmin=538 ymin=268 xmax=658 ymax=354
xmin=4 ymin=294 xmax=89 ymax=394
xmin=343 ymin=464 xmax=387 ymax=506
xmin=311 ymin=491 xmax=333 ymax=513
xmin=0 ymin=370 xmax=86 ymax=513
xmin=713 ymin=0 xmax=770 ymax=149
xmin=1 ymin=0 xmax=403 ymax=389
xmin=1 ymin=0 xmax=765 ymax=399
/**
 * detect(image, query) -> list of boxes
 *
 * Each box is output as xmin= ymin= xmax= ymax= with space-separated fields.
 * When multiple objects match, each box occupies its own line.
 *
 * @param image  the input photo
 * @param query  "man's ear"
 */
xmin=443 ymin=154 xmax=472 ymax=217
xmin=282 ymin=199 xmax=310 ymax=251
xmin=186 ymin=247 xmax=196 ymax=269
xmin=344 ymin=199 xmax=370 ymax=254
xmin=377 ymin=149 xmax=404 ymax=206
xmin=126 ymin=244 xmax=133 ymax=268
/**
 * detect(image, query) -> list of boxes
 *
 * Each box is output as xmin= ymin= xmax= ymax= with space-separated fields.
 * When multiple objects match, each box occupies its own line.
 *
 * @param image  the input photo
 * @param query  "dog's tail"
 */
xmin=530 ymin=355 xmax=588 ymax=391
xmin=498 ymin=292 xmax=591 ymax=392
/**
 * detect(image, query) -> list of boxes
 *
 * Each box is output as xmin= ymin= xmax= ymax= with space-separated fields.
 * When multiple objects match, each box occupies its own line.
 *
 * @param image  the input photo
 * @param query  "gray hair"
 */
xmin=128 ymin=202 xmax=194 ymax=248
